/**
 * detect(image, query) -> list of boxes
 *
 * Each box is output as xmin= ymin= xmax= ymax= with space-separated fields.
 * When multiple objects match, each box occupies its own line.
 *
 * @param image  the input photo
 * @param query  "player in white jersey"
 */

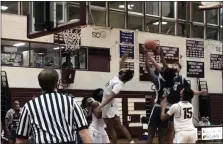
xmin=88 ymin=89 xmax=110 ymax=143
xmin=96 ymin=52 xmax=135 ymax=144
xmin=160 ymin=87 xmax=197 ymax=143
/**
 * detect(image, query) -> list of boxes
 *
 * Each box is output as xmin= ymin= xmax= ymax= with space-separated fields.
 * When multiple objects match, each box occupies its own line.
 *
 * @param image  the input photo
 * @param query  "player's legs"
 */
xmin=104 ymin=118 xmax=118 ymax=144
xmin=158 ymin=106 xmax=169 ymax=144
xmin=147 ymin=126 xmax=156 ymax=144
xmin=147 ymin=105 xmax=157 ymax=144
xmin=157 ymin=128 xmax=168 ymax=144
xmin=187 ymin=129 xmax=197 ymax=143
xmin=113 ymin=115 xmax=134 ymax=143
xmin=8 ymin=129 xmax=16 ymax=144
xmin=89 ymin=126 xmax=110 ymax=143
xmin=90 ymin=131 xmax=103 ymax=143
xmin=165 ymin=120 xmax=174 ymax=144
xmin=173 ymin=131 xmax=188 ymax=143
xmin=101 ymin=131 xmax=110 ymax=143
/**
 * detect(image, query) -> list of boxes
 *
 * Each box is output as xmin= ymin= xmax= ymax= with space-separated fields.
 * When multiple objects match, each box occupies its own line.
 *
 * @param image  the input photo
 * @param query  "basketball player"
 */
xmin=165 ymin=61 xmax=208 ymax=144
xmin=143 ymin=48 xmax=177 ymax=144
xmin=160 ymin=87 xmax=197 ymax=143
xmin=96 ymin=52 xmax=134 ymax=144
xmin=88 ymin=89 xmax=110 ymax=143
xmin=144 ymin=44 xmax=207 ymax=144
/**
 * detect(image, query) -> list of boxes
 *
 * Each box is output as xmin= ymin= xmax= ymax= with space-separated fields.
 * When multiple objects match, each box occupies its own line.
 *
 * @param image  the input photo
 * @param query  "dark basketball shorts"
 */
xmin=148 ymin=104 xmax=171 ymax=128
xmin=9 ymin=129 xmax=16 ymax=141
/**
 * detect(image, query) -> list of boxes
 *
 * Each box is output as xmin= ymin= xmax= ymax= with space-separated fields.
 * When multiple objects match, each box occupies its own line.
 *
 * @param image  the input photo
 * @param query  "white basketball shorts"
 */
xmin=174 ymin=129 xmax=197 ymax=143
xmin=102 ymin=105 xmax=119 ymax=119
xmin=89 ymin=127 xmax=110 ymax=143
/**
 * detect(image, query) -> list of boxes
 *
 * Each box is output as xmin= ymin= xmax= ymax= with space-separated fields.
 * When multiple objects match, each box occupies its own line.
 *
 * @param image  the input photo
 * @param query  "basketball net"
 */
xmin=58 ymin=23 xmax=86 ymax=52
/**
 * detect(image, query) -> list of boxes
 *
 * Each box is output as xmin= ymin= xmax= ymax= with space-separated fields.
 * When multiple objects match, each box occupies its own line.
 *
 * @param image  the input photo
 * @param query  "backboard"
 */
xmin=27 ymin=2 xmax=86 ymax=39
xmin=198 ymin=2 xmax=223 ymax=10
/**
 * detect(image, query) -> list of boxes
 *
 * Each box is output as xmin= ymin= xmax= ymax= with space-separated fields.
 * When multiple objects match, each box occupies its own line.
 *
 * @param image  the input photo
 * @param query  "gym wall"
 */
xmin=2 ymin=13 xmax=223 ymax=127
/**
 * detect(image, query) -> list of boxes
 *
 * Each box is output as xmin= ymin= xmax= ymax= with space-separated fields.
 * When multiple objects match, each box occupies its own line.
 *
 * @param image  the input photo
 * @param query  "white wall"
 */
xmin=2 ymin=14 xmax=223 ymax=121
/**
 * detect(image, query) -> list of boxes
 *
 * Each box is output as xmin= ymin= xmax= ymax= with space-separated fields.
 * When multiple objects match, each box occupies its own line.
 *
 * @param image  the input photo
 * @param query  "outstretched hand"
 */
xmin=160 ymin=96 xmax=168 ymax=108
xmin=139 ymin=45 xmax=148 ymax=55
xmin=201 ymin=90 xmax=208 ymax=96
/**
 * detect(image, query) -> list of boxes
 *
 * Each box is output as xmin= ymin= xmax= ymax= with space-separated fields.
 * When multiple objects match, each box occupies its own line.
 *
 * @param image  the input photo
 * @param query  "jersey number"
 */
xmin=183 ymin=107 xmax=192 ymax=119
xmin=106 ymin=81 xmax=110 ymax=86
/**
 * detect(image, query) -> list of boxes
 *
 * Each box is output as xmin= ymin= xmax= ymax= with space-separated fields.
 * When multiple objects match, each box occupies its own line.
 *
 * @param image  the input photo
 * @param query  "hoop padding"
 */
xmin=61 ymin=68 xmax=76 ymax=84
xmin=59 ymin=28 xmax=82 ymax=51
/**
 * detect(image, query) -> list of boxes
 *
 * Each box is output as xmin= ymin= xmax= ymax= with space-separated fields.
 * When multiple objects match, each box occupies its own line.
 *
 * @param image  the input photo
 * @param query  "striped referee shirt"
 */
xmin=16 ymin=92 xmax=88 ymax=144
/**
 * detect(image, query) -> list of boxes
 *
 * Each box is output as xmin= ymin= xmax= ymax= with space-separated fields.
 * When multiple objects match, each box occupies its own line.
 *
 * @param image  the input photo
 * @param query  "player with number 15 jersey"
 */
xmin=161 ymin=87 xmax=197 ymax=143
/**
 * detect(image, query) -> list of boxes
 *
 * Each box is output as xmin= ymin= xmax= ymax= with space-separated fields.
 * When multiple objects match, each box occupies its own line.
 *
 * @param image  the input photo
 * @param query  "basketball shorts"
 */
xmin=102 ymin=104 xmax=119 ymax=119
xmin=174 ymin=129 xmax=197 ymax=143
xmin=89 ymin=127 xmax=110 ymax=143
xmin=9 ymin=129 xmax=16 ymax=141
xmin=148 ymin=104 xmax=170 ymax=128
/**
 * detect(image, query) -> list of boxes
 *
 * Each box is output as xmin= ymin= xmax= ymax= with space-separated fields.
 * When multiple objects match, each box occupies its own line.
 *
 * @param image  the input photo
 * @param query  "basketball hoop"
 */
xmin=56 ymin=20 xmax=86 ymax=52
xmin=59 ymin=27 xmax=81 ymax=51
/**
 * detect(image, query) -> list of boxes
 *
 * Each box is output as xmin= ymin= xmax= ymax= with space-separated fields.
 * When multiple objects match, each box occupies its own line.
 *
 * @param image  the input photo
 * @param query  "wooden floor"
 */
xmin=118 ymin=139 xmax=146 ymax=143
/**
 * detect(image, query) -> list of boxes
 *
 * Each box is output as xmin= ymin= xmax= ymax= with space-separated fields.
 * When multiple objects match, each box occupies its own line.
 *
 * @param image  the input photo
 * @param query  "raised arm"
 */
xmin=120 ymin=51 xmax=129 ymax=70
xmin=145 ymin=52 xmax=159 ymax=83
xmin=182 ymin=77 xmax=208 ymax=96
xmin=146 ymin=51 xmax=162 ymax=72
xmin=160 ymin=98 xmax=178 ymax=121
xmin=159 ymin=48 xmax=168 ymax=68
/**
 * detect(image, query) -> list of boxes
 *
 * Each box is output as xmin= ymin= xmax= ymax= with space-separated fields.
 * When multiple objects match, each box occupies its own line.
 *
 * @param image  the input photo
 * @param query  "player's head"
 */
xmin=118 ymin=68 xmax=134 ymax=83
xmin=180 ymin=87 xmax=194 ymax=102
xmin=92 ymin=88 xmax=104 ymax=103
xmin=38 ymin=69 xmax=59 ymax=92
xmin=13 ymin=101 xmax=20 ymax=112
xmin=160 ymin=68 xmax=177 ymax=87
xmin=172 ymin=62 xmax=182 ymax=73
xmin=81 ymin=97 xmax=94 ymax=109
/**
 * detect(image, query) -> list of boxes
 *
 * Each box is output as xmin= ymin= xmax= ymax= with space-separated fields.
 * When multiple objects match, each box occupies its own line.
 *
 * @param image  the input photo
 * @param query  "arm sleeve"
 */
xmin=16 ymin=105 xmax=31 ymax=138
xmin=112 ymin=83 xmax=124 ymax=95
xmin=147 ymin=68 xmax=159 ymax=84
xmin=167 ymin=104 xmax=178 ymax=116
xmin=5 ymin=110 xmax=11 ymax=119
xmin=73 ymin=100 xmax=89 ymax=131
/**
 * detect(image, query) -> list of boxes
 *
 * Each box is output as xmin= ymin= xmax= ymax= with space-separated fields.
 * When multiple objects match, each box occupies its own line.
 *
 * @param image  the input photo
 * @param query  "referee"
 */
xmin=15 ymin=69 xmax=92 ymax=144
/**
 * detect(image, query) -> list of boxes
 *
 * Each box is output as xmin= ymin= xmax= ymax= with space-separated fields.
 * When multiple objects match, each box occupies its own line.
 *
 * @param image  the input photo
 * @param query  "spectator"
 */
xmin=5 ymin=101 xmax=21 ymax=137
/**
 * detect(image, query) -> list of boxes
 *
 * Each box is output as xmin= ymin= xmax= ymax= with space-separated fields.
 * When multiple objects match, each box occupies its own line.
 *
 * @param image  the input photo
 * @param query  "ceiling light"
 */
xmin=53 ymin=47 xmax=65 ymax=50
xmin=13 ymin=43 xmax=25 ymax=47
xmin=1 ymin=6 xmax=8 ymax=11
xmin=38 ymin=53 xmax=44 ymax=55
xmin=152 ymin=22 xmax=168 ymax=25
xmin=118 ymin=4 xmax=134 ymax=10
xmin=70 ymin=19 xmax=80 ymax=22
xmin=153 ymin=22 xmax=159 ymax=25
xmin=118 ymin=5 xmax=125 ymax=8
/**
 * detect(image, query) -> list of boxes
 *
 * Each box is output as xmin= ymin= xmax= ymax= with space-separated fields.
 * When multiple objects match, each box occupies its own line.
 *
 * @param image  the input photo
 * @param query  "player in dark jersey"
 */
xmin=143 ymin=48 xmax=177 ymax=144
xmin=165 ymin=62 xmax=208 ymax=144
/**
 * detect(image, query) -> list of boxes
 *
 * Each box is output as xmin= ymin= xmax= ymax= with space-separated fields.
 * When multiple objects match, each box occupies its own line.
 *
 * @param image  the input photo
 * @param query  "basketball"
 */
xmin=144 ymin=40 xmax=157 ymax=50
